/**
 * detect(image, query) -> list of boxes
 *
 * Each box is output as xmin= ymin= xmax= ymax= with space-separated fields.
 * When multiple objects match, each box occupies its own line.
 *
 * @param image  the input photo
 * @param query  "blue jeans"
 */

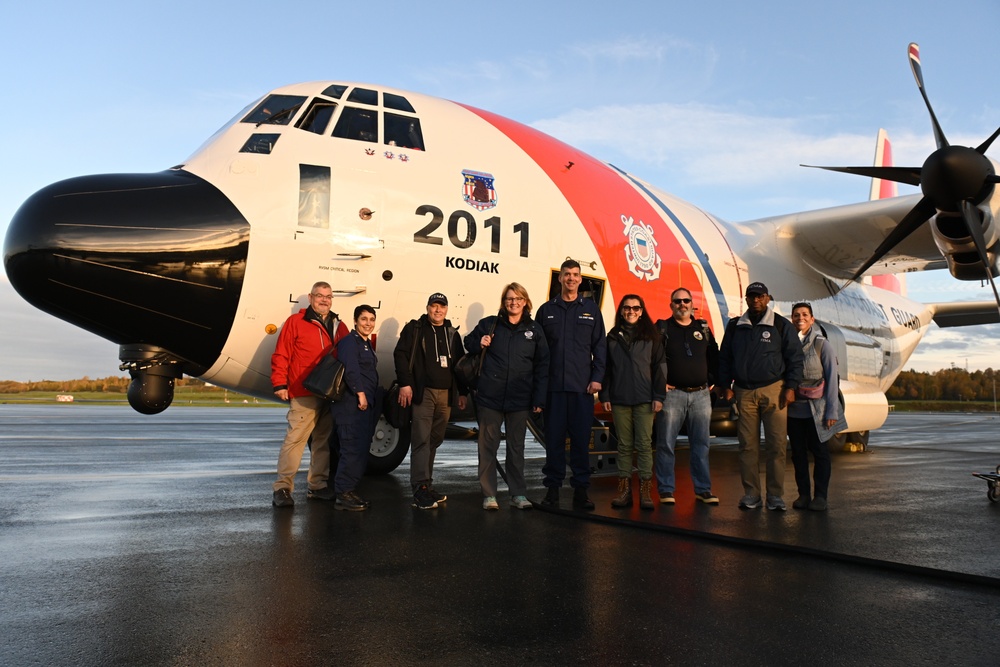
xmin=655 ymin=388 xmax=712 ymax=494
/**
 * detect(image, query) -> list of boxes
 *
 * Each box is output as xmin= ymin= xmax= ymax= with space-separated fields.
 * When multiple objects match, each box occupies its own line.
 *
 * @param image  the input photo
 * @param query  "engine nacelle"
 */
xmin=930 ymin=205 xmax=1000 ymax=281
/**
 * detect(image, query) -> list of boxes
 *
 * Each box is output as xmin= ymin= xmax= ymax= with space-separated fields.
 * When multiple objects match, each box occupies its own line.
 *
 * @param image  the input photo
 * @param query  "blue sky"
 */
xmin=3 ymin=0 xmax=999 ymax=381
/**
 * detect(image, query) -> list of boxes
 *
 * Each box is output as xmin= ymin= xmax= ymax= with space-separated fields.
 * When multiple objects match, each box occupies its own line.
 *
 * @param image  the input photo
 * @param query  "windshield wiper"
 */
xmin=256 ymin=105 xmax=299 ymax=127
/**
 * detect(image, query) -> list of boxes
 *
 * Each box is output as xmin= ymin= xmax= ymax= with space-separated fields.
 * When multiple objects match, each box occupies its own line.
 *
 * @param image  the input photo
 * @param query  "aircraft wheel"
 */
xmin=988 ymin=483 xmax=1000 ymax=503
xmin=845 ymin=430 xmax=870 ymax=452
xmin=829 ymin=432 xmax=848 ymax=451
xmin=365 ymin=414 xmax=411 ymax=475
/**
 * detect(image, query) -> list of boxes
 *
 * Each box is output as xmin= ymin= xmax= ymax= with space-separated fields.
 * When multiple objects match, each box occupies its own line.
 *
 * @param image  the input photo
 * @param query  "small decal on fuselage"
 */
xmin=462 ymin=169 xmax=498 ymax=211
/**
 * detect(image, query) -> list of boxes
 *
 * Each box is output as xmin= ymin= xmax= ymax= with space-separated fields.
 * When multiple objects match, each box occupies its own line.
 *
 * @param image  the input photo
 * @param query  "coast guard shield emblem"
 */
xmin=462 ymin=169 xmax=498 ymax=211
xmin=621 ymin=214 xmax=661 ymax=281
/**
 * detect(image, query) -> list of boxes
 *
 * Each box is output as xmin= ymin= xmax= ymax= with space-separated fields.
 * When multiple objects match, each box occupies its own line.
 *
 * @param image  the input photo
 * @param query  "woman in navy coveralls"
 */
xmin=331 ymin=304 xmax=381 ymax=511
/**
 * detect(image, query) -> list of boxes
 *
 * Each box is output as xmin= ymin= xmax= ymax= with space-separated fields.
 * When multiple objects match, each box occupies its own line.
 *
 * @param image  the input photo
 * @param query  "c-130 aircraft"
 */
xmin=5 ymin=43 xmax=999 ymax=474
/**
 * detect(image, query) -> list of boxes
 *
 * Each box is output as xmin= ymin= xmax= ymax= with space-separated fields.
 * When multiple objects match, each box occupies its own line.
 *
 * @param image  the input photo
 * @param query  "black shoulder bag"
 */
xmin=454 ymin=314 xmax=500 ymax=393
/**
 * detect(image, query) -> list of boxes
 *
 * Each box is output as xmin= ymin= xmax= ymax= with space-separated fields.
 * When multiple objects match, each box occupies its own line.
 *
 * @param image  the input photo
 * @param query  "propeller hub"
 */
xmin=921 ymin=145 xmax=995 ymax=211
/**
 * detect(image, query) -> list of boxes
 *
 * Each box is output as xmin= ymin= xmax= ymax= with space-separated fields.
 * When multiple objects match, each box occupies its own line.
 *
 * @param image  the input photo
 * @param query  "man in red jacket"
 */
xmin=270 ymin=281 xmax=349 ymax=507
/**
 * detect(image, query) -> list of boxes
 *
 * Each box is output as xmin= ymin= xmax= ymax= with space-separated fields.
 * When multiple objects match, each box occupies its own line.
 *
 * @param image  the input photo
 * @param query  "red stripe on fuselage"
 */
xmin=459 ymin=103 xmax=707 ymax=323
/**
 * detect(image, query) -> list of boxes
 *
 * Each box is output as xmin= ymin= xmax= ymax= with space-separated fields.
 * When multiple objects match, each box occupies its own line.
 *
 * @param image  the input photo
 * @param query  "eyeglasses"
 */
xmin=505 ymin=296 xmax=526 ymax=303
xmin=621 ymin=305 xmax=642 ymax=312
xmin=672 ymin=298 xmax=692 ymax=305
xmin=311 ymin=293 xmax=333 ymax=301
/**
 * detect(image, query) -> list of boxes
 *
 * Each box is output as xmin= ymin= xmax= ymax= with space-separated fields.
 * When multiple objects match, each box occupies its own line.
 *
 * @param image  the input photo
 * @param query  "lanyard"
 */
xmin=431 ymin=324 xmax=451 ymax=359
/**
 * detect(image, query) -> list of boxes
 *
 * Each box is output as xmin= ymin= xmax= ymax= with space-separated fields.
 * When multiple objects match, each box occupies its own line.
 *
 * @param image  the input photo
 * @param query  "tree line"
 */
xmin=0 ymin=376 xmax=217 ymax=394
xmin=886 ymin=368 xmax=999 ymax=402
xmin=2 ymin=369 xmax=998 ymax=402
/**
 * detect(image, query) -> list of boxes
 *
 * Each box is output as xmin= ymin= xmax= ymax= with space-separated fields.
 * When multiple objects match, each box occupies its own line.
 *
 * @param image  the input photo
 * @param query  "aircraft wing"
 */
xmin=746 ymin=193 xmax=948 ymax=279
xmin=929 ymin=302 xmax=1000 ymax=327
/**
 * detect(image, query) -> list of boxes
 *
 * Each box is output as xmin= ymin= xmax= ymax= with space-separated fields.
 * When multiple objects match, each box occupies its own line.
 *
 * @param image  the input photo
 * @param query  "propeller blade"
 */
xmin=801 ymin=164 xmax=922 ymax=187
xmin=975 ymin=126 xmax=1000 ymax=154
xmin=908 ymin=43 xmax=949 ymax=149
xmin=850 ymin=197 xmax=937 ymax=282
xmin=959 ymin=201 xmax=1000 ymax=315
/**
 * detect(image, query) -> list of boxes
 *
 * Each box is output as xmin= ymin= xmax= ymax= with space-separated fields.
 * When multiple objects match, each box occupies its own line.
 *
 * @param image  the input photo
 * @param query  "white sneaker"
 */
xmin=483 ymin=496 xmax=499 ymax=510
xmin=510 ymin=495 xmax=533 ymax=510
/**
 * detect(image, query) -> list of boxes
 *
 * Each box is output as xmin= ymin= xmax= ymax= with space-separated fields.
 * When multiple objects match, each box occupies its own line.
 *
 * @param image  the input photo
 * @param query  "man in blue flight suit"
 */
xmin=537 ymin=259 xmax=607 ymax=510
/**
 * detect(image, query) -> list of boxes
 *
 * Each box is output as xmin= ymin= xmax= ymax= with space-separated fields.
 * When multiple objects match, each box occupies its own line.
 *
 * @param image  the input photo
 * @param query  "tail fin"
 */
xmin=868 ymin=128 xmax=898 ymax=201
xmin=867 ymin=128 xmax=906 ymax=295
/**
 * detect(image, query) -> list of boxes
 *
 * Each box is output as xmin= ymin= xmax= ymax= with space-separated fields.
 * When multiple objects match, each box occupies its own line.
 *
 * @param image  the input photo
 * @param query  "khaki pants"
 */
xmin=273 ymin=395 xmax=332 ymax=492
xmin=735 ymin=381 xmax=787 ymax=499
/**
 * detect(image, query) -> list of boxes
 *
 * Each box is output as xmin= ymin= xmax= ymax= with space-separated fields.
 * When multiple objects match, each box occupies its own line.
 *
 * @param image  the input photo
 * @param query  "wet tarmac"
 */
xmin=2 ymin=405 xmax=999 ymax=665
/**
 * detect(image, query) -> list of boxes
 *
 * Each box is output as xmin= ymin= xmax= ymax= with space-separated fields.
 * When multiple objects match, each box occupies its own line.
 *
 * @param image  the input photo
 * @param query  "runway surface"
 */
xmin=2 ymin=404 xmax=999 ymax=665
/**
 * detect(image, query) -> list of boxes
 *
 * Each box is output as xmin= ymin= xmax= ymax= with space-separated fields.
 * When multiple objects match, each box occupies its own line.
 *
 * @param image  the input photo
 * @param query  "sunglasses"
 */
xmin=672 ymin=298 xmax=692 ymax=304
xmin=621 ymin=305 xmax=643 ymax=312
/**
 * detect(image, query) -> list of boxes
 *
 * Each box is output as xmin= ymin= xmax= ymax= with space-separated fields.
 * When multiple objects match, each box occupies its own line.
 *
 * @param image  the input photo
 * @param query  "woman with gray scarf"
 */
xmin=787 ymin=302 xmax=847 ymax=511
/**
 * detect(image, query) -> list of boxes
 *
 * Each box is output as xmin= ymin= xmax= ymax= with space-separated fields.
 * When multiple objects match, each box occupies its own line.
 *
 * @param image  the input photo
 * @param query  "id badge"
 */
xmin=439 ymin=355 xmax=449 ymax=368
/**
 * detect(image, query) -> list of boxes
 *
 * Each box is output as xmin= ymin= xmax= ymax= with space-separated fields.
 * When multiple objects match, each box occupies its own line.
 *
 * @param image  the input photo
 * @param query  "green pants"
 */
xmin=612 ymin=403 xmax=654 ymax=479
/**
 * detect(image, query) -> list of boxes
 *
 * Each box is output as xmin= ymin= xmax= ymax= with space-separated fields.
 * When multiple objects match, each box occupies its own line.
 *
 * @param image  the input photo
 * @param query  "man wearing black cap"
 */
xmin=717 ymin=281 xmax=803 ymax=511
xmin=393 ymin=293 xmax=467 ymax=510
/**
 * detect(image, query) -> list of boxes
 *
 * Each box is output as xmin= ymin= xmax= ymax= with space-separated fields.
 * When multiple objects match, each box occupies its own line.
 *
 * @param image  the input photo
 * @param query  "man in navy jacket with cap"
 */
xmin=717 ymin=281 xmax=803 ymax=512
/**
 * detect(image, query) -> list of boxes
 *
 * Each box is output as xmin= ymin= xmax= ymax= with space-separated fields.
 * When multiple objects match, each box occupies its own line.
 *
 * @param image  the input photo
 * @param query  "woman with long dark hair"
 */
xmin=599 ymin=294 xmax=666 ymax=509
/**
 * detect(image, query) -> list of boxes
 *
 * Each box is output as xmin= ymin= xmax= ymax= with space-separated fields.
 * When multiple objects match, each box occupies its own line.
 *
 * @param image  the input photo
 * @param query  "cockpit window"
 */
xmin=383 ymin=92 xmax=415 ymax=113
xmin=384 ymin=113 xmax=424 ymax=150
xmin=242 ymin=94 xmax=307 ymax=126
xmin=347 ymin=87 xmax=378 ymax=106
xmin=321 ymin=84 xmax=348 ymax=99
xmin=240 ymin=133 xmax=280 ymax=154
xmin=296 ymin=98 xmax=338 ymax=135
xmin=332 ymin=106 xmax=378 ymax=143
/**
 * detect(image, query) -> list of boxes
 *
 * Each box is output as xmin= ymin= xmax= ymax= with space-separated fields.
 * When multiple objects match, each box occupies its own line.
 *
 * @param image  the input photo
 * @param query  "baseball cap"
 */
xmin=745 ymin=282 xmax=769 ymax=296
xmin=427 ymin=292 xmax=448 ymax=306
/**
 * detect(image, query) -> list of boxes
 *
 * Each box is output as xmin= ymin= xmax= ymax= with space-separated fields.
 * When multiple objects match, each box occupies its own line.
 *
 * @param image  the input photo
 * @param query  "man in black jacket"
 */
xmin=654 ymin=287 xmax=720 ymax=506
xmin=393 ymin=293 xmax=467 ymax=510
xmin=717 ymin=282 xmax=804 ymax=512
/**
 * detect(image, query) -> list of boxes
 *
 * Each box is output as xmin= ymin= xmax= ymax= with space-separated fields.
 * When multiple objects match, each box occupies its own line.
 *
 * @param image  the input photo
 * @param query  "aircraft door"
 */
xmin=297 ymin=163 xmax=378 ymax=300
xmin=546 ymin=267 xmax=607 ymax=308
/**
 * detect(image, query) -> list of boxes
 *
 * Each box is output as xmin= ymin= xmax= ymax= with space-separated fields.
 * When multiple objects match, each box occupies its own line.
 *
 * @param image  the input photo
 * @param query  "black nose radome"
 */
xmin=4 ymin=170 xmax=251 ymax=374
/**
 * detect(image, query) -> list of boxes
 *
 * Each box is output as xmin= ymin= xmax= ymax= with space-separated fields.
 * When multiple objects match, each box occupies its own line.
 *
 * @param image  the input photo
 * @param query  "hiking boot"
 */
xmin=611 ymin=478 xmax=632 ymax=508
xmin=483 ymin=496 xmax=499 ymax=511
xmin=541 ymin=487 xmax=559 ymax=507
xmin=792 ymin=495 xmax=810 ymax=510
xmin=738 ymin=494 xmax=762 ymax=510
xmin=808 ymin=496 xmax=828 ymax=511
xmin=659 ymin=492 xmax=675 ymax=505
xmin=272 ymin=488 xmax=294 ymax=507
xmin=306 ymin=486 xmax=335 ymax=501
xmin=639 ymin=479 xmax=655 ymax=510
xmin=412 ymin=485 xmax=438 ymax=510
xmin=429 ymin=487 xmax=447 ymax=504
xmin=335 ymin=490 xmax=368 ymax=511
xmin=510 ymin=495 xmax=533 ymax=510
xmin=572 ymin=487 xmax=594 ymax=510
xmin=695 ymin=491 xmax=719 ymax=505
xmin=766 ymin=495 xmax=787 ymax=511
